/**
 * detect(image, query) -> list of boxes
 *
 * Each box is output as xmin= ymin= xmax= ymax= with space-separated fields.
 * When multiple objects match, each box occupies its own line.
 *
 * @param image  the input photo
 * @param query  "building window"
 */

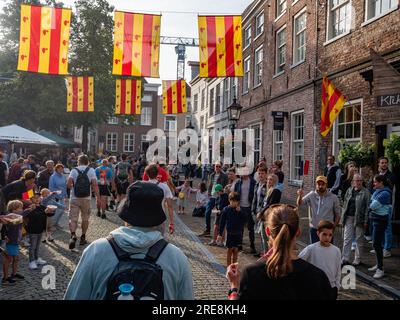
xmin=293 ymin=9 xmax=307 ymax=64
xmin=123 ymin=133 xmax=135 ymax=152
xmin=277 ymin=0 xmax=287 ymax=18
xmin=327 ymin=0 xmax=352 ymax=40
xmin=290 ymin=111 xmax=304 ymax=181
xmin=108 ymin=116 xmax=118 ymax=125
xmin=140 ymin=107 xmax=152 ymax=126
xmin=255 ymin=12 xmax=264 ymax=37
xmin=142 ymin=94 xmax=153 ymax=102
xmin=366 ymin=0 xmax=398 ymax=20
xmin=254 ymin=46 xmax=263 ymax=87
xmin=216 ymin=83 xmax=222 ymax=114
xmin=273 ymin=130 xmax=283 ymax=161
xmin=164 ymin=115 xmax=177 ymax=132
xmin=243 ymin=57 xmax=251 ymax=93
xmin=200 ymin=116 xmax=205 ymax=130
xmin=333 ymin=101 xmax=362 ymax=155
xmin=231 ymin=77 xmax=238 ymax=104
xmin=201 ymin=89 xmax=205 ymax=110
xmin=193 ymin=94 xmax=198 ymax=113
xmin=276 ymin=26 xmax=286 ymax=74
xmin=252 ymin=124 xmax=262 ymax=165
xmin=210 ymin=88 xmax=215 ymax=116
xmin=244 ymin=25 xmax=251 ymax=48
xmin=106 ymin=132 xmax=117 ymax=152
xmin=223 ymin=78 xmax=230 ymax=110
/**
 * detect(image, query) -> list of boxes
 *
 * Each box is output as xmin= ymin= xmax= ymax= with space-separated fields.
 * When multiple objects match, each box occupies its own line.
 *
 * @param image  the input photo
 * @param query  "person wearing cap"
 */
xmin=297 ymin=175 xmax=341 ymax=244
xmin=64 ymin=182 xmax=193 ymax=300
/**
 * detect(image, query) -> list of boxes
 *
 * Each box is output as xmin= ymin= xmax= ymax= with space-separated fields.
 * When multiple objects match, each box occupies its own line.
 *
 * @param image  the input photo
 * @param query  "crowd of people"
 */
xmin=0 ymin=148 xmax=397 ymax=300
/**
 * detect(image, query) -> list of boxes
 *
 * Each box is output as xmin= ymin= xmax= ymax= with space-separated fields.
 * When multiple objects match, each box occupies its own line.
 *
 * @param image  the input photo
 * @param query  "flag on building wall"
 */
xmin=112 ymin=11 xmax=161 ymax=78
xmin=66 ymin=76 xmax=94 ymax=112
xmin=198 ymin=15 xmax=243 ymax=78
xmin=22 ymin=189 xmax=34 ymax=200
xmin=17 ymin=4 xmax=71 ymax=75
xmin=320 ymin=76 xmax=347 ymax=137
xmin=115 ymin=79 xmax=142 ymax=115
xmin=162 ymin=80 xmax=187 ymax=114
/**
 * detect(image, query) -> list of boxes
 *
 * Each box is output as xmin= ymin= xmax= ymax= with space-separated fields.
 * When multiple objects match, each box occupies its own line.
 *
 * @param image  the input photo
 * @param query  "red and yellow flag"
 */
xmin=198 ymin=15 xmax=243 ymax=78
xmin=162 ymin=80 xmax=187 ymax=114
xmin=112 ymin=11 xmax=161 ymax=78
xmin=22 ymin=189 xmax=34 ymax=201
xmin=17 ymin=4 xmax=71 ymax=75
xmin=66 ymin=77 xmax=94 ymax=112
xmin=320 ymin=76 xmax=347 ymax=137
xmin=115 ymin=79 xmax=142 ymax=115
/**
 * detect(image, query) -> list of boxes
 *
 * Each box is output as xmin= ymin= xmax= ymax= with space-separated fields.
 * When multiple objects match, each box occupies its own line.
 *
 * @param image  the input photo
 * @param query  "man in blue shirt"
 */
xmin=95 ymin=159 xmax=114 ymax=219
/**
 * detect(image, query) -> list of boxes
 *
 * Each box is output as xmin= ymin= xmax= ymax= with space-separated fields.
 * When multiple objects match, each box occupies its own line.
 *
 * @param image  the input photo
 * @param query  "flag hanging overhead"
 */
xmin=112 ymin=11 xmax=161 ymax=78
xmin=66 ymin=77 xmax=94 ymax=112
xmin=115 ymin=79 xmax=142 ymax=115
xmin=17 ymin=4 xmax=71 ymax=75
xmin=320 ymin=76 xmax=347 ymax=137
xmin=198 ymin=15 xmax=243 ymax=78
xmin=162 ymin=80 xmax=187 ymax=114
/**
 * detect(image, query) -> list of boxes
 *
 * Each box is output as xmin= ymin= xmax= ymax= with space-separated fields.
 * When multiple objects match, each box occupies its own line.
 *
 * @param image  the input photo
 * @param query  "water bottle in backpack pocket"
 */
xmin=105 ymin=236 xmax=168 ymax=300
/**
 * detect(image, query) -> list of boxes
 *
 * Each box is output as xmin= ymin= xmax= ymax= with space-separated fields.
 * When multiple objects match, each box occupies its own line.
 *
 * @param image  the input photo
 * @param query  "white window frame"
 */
xmin=250 ymin=123 xmax=263 ymax=166
xmin=108 ymin=116 xmax=118 ymax=125
xmin=293 ymin=8 xmax=307 ymax=66
xmin=363 ymin=0 xmax=399 ymax=25
xmin=231 ymin=77 xmax=238 ymax=104
xmin=292 ymin=0 xmax=300 ymax=5
xmin=106 ymin=132 xmax=118 ymax=152
xmin=193 ymin=93 xmax=198 ymax=113
xmin=140 ymin=107 xmax=152 ymax=126
xmin=244 ymin=25 xmax=252 ymax=49
xmin=123 ymin=133 xmax=135 ymax=153
xmin=290 ymin=110 xmax=304 ymax=183
xmin=243 ymin=57 xmax=251 ymax=94
xmin=325 ymin=0 xmax=352 ymax=43
xmin=255 ymin=11 xmax=265 ymax=39
xmin=273 ymin=129 xmax=284 ymax=161
xmin=254 ymin=45 xmax=263 ymax=88
xmin=275 ymin=25 xmax=286 ymax=75
xmin=223 ymin=78 xmax=230 ymax=110
xmin=276 ymin=0 xmax=287 ymax=20
xmin=216 ymin=83 xmax=222 ymax=114
xmin=332 ymin=99 xmax=363 ymax=158
xmin=164 ymin=115 xmax=177 ymax=132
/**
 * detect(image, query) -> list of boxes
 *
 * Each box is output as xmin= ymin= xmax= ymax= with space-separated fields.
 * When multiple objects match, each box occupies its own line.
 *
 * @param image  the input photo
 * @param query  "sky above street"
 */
xmin=1 ymin=0 xmax=254 ymax=83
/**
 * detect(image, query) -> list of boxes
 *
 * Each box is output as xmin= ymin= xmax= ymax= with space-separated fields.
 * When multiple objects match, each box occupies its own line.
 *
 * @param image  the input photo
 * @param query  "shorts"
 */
xmin=116 ymin=180 xmax=130 ymax=195
xmin=5 ymin=244 xmax=20 ymax=257
xmin=69 ymin=198 xmax=91 ymax=224
xmin=99 ymin=185 xmax=111 ymax=197
xmin=225 ymin=233 xmax=242 ymax=249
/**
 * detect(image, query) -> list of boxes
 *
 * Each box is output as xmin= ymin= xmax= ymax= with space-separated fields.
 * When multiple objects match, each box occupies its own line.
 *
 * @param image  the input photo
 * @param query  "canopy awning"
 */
xmin=37 ymin=130 xmax=76 ymax=147
xmin=0 ymin=124 xmax=57 ymax=145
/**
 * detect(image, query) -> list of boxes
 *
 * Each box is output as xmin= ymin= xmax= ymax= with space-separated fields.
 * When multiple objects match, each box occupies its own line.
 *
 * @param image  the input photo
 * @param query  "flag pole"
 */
xmin=312 ymin=124 xmax=316 ymax=185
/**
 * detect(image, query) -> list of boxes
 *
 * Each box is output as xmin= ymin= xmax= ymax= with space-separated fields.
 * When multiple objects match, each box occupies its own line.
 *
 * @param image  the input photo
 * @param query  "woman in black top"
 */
xmin=340 ymin=161 xmax=358 ymax=201
xmin=226 ymin=204 xmax=333 ymax=300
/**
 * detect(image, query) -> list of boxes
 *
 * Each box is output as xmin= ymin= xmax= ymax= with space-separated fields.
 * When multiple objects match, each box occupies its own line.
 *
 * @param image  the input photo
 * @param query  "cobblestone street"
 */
xmin=0 ymin=193 xmax=394 ymax=300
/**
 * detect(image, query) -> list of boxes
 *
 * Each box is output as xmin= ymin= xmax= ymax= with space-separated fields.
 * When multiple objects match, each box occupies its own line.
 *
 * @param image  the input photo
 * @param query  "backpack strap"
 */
xmin=74 ymin=168 xmax=82 ymax=174
xmin=145 ymin=239 xmax=168 ymax=263
xmin=106 ymin=235 xmax=131 ymax=260
xmin=83 ymin=166 xmax=90 ymax=175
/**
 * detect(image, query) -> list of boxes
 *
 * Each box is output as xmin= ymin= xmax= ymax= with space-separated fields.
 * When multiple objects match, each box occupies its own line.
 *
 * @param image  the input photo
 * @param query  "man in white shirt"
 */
xmin=145 ymin=164 xmax=174 ymax=234
xmin=67 ymin=154 xmax=100 ymax=250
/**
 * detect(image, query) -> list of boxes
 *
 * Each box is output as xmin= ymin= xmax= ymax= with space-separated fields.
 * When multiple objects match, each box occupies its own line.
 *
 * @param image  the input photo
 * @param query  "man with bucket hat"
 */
xmin=297 ymin=176 xmax=341 ymax=244
xmin=64 ymin=181 xmax=193 ymax=300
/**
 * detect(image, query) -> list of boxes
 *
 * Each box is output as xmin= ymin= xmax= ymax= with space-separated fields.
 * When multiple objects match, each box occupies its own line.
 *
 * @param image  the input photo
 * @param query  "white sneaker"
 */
xmin=29 ymin=261 xmax=38 ymax=270
xmin=351 ymin=244 xmax=356 ymax=251
xmin=368 ymin=240 xmax=373 ymax=244
xmin=370 ymin=249 xmax=376 ymax=254
xmin=365 ymin=236 xmax=372 ymax=241
xmin=21 ymin=240 xmax=30 ymax=247
xmin=352 ymin=258 xmax=361 ymax=266
xmin=373 ymin=269 xmax=385 ymax=279
xmin=383 ymin=250 xmax=391 ymax=258
xmin=36 ymin=258 xmax=47 ymax=265
xmin=368 ymin=265 xmax=378 ymax=272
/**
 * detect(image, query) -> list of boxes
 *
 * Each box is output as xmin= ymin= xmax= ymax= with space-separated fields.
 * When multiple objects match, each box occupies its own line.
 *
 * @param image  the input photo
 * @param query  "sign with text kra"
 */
xmin=377 ymin=94 xmax=400 ymax=107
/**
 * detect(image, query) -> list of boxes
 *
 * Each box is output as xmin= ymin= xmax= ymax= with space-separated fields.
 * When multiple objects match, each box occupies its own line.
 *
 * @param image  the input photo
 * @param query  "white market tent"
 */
xmin=0 ymin=124 xmax=57 ymax=145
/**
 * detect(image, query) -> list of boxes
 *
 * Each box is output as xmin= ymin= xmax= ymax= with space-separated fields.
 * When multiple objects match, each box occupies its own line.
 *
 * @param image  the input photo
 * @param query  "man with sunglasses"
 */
xmin=297 ymin=176 xmax=341 ymax=244
xmin=199 ymin=161 xmax=228 ymax=237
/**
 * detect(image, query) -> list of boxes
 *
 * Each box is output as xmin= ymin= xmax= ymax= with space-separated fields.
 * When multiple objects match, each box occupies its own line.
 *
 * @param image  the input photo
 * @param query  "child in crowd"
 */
xmin=175 ymin=179 xmax=197 ymax=215
xmin=299 ymin=220 xmax=342 ymax=300
xmin=209 ymin=184 xmax=229 ymax=246
xmin=40 ymin=188 xmax=66 ymax=242
xmin=193 ymin=182 xmax=208 ymax=217
xmin=217 ymin=192 xmax=247 ymax=267
xmin=1 ymin=200 xmax=25 ymax=284
xmin=26 ymin=192 xmax=56 ymax=270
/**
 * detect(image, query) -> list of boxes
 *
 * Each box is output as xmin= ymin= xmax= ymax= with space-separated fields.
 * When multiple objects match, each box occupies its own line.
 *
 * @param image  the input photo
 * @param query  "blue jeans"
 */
xmin=53 ymin=199 xmax=66 ymax=226
xmin=205 ymin=197 xmax=216 ymax=231
xmin=371 ymin=215 xmax=389 ymax=270
xmin=384 ymin=211 xmax=392 ymax=251
xmin=240 ymin=207 xmax=255 ymax=249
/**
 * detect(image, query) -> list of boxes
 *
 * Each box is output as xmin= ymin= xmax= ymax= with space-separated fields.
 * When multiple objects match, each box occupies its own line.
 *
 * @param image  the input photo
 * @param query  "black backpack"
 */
xmin=105 ymin=236 xmax=168 ymax=300
xmin=73 ymin=167 xmax=91 ymax=198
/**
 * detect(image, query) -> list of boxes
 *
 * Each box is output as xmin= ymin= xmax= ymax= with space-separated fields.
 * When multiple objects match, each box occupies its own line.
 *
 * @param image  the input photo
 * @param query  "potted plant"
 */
xmin=383 ymin=133 xmax=400 ymax=167
xmin=338 ymin=140 xmax=375 ymax=168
